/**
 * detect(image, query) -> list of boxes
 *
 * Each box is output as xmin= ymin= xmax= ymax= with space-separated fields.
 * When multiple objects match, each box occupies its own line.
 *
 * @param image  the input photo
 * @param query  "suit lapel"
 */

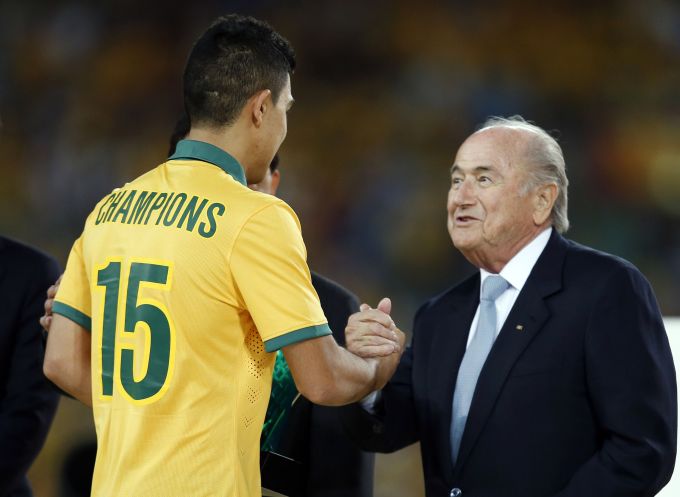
xmin=427 ymin=275 xmax=480 ymax=475
xmin=453 ymin=231 xmax=568 ymax=475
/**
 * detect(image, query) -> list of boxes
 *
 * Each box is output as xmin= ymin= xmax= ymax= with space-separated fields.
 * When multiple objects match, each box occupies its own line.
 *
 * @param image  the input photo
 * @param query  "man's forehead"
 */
xmin=470 ymin=126 xmax=533 ymax=152
xmin=451 ymin=127 xmax=528 ymax=170
xmin=451 ymin=134 xmax=500 ymax=168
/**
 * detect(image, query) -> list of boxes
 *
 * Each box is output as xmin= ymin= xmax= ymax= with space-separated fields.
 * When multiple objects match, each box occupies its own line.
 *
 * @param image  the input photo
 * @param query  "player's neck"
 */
xmin=185 ymin=126 xmax=250 ymax=171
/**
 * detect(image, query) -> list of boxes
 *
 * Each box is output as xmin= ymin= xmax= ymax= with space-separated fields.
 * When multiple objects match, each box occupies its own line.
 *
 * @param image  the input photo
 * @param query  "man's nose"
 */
xmin=452 ymin=178 xmax=476 ymax=206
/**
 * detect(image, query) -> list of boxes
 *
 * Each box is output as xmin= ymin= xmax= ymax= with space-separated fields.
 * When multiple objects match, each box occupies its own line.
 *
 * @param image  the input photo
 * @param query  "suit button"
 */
xmin=450 ymin=489 xmax=462 ymax=497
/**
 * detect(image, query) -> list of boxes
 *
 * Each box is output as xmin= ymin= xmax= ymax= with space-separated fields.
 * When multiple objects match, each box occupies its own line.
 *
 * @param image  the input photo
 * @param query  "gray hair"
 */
xmin=477 ymin=115 xmax=570 ymax=233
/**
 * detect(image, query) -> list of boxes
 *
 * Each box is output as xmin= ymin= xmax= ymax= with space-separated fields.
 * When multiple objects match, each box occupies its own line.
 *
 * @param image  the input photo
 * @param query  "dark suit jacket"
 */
xmin=274 ymin=272 xmax=374 ymax=497
xmin=0 ymin=236 xmax=60 ymax=497
xmin=343 ymin=231 xmax=677 ymax=497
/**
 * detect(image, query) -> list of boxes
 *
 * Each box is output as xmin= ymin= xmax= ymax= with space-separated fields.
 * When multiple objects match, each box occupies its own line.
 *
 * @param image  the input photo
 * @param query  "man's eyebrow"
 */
xmin=450 ymin=164 xmax=495 ymax=175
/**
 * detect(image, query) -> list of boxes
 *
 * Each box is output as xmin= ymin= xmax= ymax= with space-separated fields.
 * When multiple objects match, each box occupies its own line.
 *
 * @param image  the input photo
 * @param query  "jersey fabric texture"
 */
xmin=52 ymin=139 xmax=331 ymax=497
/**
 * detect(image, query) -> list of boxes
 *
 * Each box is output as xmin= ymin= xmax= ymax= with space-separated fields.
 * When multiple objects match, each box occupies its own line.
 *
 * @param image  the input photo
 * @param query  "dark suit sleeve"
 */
xmin=307 ymin=275 xmax=374 ymax=497
xmin=552 ymin=265 xmax=677 ymax=497
xmin=0 ymin=253 xmax=61 ymax=495
xmin=341 ymin=303 xmax=426 ymax=455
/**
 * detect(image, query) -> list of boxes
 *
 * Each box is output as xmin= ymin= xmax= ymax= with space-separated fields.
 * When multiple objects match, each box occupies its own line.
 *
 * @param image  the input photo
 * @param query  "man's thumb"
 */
xmin=377 ymin=297 xmax=391 ymax=315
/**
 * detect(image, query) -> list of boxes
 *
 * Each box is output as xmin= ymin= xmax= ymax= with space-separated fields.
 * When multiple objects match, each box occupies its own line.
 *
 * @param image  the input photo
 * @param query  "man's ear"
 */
xmin=533 ymin=183 xmax=558 ymax=225
xmin=250 ymin=89 xmax=272 ymax=127
xmin=270 ymin=169 xmax=281 ymax=196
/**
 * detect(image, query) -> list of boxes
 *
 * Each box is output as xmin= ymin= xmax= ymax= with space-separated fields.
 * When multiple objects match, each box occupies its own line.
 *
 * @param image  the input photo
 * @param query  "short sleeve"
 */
xmin=53 ymin=235 xmax=92 ymax=330
xmin=231 ymin=201 xmax=331 ymax=352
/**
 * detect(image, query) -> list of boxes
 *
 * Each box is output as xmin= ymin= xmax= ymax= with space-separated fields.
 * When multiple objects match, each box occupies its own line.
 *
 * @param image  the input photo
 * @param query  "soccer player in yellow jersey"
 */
xmin=43 ymin=14 xmax=404 ymax=497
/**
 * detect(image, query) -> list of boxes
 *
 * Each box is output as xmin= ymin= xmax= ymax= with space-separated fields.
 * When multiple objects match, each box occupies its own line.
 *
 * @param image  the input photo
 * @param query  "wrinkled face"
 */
xmin=447 ymin=129 xmax=541 ymax=270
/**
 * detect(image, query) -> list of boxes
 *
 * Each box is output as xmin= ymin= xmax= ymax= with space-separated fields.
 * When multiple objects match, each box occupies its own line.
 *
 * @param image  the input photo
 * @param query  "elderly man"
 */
xmin=344 ymin=116 xmax=677 ymax=497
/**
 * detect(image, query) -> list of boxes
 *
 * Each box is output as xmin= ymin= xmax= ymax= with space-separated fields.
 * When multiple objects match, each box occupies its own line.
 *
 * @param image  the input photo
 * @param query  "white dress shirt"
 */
xmin=465 ymin=227 xmax=552 ymax=348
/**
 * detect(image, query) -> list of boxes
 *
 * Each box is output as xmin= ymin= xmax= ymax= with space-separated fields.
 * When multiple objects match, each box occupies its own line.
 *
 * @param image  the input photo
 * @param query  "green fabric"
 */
xmin=169 ymin=139 xmax=247 ymax=186
xmin=52 ymin=301 xmax=92 ymax=331
xmin=261 ymin=324 xmax=332 ymax=451
xmin=263 ymin=323 xmax=331 ymax=353
xmin=261 ymin=351 xmax=298 ymax=452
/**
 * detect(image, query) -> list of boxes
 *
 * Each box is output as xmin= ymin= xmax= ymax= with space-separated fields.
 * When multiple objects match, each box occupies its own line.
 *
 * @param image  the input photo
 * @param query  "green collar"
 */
xmin=169 ymin=139 xmax=247 ymax=186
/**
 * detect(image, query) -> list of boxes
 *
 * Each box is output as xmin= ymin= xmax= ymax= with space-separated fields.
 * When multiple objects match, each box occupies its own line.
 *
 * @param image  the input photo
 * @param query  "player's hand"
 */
xmin=372 ymin=336 xmax=406 ymax=391
xmin=345 ymin=297 xmax=403 ymax=358
xmin=39 ymin=274 xmax=63 ymax=332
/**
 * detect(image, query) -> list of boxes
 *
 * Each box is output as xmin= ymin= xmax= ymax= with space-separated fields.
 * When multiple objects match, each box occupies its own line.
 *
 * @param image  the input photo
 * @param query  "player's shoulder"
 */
xmin=81 ymin=164 xmax=165 ymax=224
xmin=240 ymin=190 xmax=299 ymax=225
xmin=241 ymin=186 xmax=288 ymax=209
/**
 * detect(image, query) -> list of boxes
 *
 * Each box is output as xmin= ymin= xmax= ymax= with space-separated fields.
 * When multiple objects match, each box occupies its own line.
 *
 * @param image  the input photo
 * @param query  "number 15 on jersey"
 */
xmin=95 ymin=259 xmax=176 ymax=405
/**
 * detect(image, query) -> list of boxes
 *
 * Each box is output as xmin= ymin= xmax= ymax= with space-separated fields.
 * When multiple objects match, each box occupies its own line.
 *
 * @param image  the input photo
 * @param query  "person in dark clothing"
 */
xmin=343 ymin=116 xmax=677 ymax=497
xmin=0 ymin=236 xmax=60 ymax=497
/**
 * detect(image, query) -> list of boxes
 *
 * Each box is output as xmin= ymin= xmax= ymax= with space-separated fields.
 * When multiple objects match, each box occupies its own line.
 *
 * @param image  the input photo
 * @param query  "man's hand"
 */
xmin=39 ymin=274 xmax=62 ymax=332
xmin=345 ymin=297 xmax=402 ymax=358
xmin=283 ymin=297 xmax=405 ymax=405
xmin=370 ymin=330 xmax=406 ymax=392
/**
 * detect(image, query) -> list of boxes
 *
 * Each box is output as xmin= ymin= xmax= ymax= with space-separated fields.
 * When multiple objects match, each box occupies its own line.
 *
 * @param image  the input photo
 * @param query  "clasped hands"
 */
xmin=345 ymin=297 xmax=406 ymax=390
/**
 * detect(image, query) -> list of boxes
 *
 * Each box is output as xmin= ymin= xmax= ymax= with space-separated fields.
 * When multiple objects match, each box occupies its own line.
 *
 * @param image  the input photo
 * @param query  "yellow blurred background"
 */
xmin=2 ymin=0 xmax=679 ymax=495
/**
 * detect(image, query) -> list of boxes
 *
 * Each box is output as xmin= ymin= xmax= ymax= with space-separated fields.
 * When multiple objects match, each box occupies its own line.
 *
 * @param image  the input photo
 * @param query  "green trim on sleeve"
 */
xmin=264 ymin=323 xmax=332 ymax=352
xmin=52 ymin=301 xmax=92 ymax=331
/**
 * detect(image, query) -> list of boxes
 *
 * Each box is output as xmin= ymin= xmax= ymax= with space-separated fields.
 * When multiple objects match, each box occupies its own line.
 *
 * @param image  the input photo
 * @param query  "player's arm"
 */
xmin=43 ymin=314 xmax=92 ymax=407
xmin=283 ymin=299 xmax=405 ymax=406
xmin=42 ymin=235 xmax=93 ymax=407
xmin=232 ymin=202 xmax=403 ymax=406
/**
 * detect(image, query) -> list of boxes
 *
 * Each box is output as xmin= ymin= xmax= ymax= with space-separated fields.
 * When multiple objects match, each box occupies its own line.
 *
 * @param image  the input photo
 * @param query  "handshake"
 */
xmin=345 ymin=297 xmax=406 ymax=392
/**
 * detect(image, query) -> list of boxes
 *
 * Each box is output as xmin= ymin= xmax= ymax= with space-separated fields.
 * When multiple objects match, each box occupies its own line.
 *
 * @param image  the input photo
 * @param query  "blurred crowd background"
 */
xmin=2 ymin=0 xmax=679 ymax=495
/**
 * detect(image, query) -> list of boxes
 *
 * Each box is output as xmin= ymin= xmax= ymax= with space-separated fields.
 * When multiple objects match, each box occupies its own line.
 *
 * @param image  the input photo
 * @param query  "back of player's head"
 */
xmin=183 ymin=14 xmax=296 ymax=129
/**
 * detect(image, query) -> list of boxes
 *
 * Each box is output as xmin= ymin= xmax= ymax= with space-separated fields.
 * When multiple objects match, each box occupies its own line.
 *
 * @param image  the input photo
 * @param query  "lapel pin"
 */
xmin=515 ymin=324 xmax=524 ymax=331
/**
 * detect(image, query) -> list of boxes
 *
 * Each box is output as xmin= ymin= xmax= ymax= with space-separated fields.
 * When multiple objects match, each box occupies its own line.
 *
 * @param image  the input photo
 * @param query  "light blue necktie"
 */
xmin=450 ymin=274 xmax=509 ymax=464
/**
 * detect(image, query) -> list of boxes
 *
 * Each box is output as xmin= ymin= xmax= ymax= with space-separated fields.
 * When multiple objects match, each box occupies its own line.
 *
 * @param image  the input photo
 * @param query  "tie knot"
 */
xmin=481 ymin=275 xmax=509 ymax=302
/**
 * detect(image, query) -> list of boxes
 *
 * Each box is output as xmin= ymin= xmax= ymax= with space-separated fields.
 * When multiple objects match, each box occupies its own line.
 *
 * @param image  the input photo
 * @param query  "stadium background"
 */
xmin=1 ymin=0 xmax=679 ymax=495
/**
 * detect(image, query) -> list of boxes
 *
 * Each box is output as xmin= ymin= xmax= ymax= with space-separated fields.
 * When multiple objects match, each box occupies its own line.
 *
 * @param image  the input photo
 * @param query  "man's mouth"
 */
xmin=455 ymin=215 xmax=479 ymax=224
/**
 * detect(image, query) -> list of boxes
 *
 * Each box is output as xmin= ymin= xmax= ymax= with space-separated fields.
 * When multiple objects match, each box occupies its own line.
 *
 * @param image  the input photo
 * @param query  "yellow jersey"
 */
xmin=53 ymin=139 xmax=331 ymax=497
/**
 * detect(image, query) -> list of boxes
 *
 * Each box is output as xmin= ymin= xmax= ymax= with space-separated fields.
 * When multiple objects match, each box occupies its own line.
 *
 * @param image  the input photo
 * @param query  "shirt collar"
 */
xmin=480 ymin=227 xmax=552 ymax=293
xmin=168 ymin=139 xmax=247 ymax=186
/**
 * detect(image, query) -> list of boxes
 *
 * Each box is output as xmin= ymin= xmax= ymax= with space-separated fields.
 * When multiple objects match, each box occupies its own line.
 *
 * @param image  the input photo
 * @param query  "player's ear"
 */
xmin=270 ymin=170 xmax=281 ymax=195
xmin=250 ymin=89 xmax=272 ymax=128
